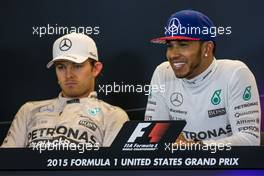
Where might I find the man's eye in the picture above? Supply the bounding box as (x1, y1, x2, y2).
(56, 65, 65, 70)
(166, 43, 174, 48)
(74, 64, 83, 69)
(179, 42, 188, 47)
(166, 43, 188, 49)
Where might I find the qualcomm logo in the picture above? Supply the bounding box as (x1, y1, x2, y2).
(165, 18, 181, 36)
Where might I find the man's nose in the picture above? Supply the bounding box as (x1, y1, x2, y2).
(65, 67, 74, 78)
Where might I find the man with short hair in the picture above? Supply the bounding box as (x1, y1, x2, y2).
(2, 32, 129, 147)
(145, 10, 261, 145)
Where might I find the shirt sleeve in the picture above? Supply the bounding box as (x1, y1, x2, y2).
(103, 107, 129, 147)
(145, 65, 170, 121)
(203, 64, 261, 146)
(1, 103, 29, 147)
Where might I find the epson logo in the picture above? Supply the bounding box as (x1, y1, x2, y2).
(238, 126, 259, 132)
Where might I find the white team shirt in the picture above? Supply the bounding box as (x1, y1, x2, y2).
(2, 92, 129, 147)
(145, 58, 261, 145)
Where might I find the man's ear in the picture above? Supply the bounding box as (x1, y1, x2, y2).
(203, 41, 214, 56)
(92, 61, 103, 77)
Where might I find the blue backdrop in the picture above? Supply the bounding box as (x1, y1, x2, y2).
(0, 0, 263, 140)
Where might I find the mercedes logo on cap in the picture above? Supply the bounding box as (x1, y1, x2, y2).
(59, 38, 72, 51)
(165, 18, 181, 36)
(170, 92, 183, 106)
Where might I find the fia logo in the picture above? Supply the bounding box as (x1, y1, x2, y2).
(243, 86, 251, 101)
(211, 89, 221, 105)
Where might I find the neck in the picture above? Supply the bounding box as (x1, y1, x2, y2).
(186, 55, 214, 80)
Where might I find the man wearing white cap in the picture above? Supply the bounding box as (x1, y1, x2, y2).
(2, 33, 129, 148)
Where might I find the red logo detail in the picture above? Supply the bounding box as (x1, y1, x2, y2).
(148, 123, 170, 143)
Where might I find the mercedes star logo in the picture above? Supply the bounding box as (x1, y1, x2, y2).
(165, 18, 181, 36)
(59, 38, 72, 51)
(170, 92, 183, 106)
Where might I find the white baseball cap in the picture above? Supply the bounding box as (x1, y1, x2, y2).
(47, 32, 99, 68)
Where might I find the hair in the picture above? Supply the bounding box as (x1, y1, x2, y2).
(87, 58, 97, 67)
(212, 41, 216, 55)
(87, 58, 102, 87)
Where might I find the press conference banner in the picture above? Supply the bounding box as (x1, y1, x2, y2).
(0, 146, 263, 169)
(0, 121, 263, 170)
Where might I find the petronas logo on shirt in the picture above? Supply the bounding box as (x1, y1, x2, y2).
(211, 89, 221, 105)
(243, 86, 251, 101)
(88, 108, 101, 116)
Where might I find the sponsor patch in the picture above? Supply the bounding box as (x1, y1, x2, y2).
(146, 108, 155, 112)
(208, 108, 226, 118)
(144, 116, 152, 121)
(235, 110, 259, 118)
(79, 120, 97, 131)
(183, 124, 232, 140)
(238, 126, 259, 132)
(39, 105, 54, 112)
(234, 102, 258, 110)
(236, 119, 259, 125)
(211, 89, 221, 105)
(169, 108, 187, 115)
(147, 101, 157, 105)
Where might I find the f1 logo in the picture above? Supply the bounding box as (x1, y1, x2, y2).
(149, 123, 170, 143)
(127, 123, 151, 143)
(127, 122, 170, 143)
